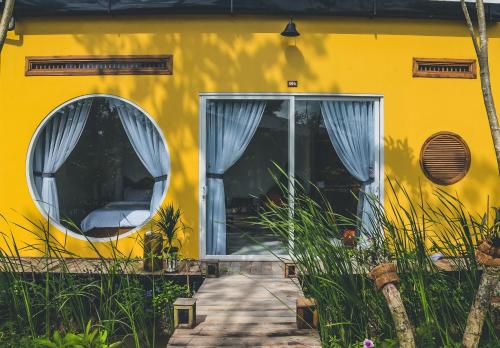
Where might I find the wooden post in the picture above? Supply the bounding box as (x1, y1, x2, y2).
(369, 263, 416, 348)
(203, 260, 219, 278)
(284, 261, 298, 278)
(173, 298, 197, 329)
(296, 297, 318, 329)
(462, 241, 500, 348)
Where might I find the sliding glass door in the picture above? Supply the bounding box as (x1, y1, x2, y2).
(200, 95, 381, 258)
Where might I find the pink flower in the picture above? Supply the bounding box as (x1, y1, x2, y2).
(363, 339, 375, 348)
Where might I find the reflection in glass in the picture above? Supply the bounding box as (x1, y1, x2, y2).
(295, 101, 360, 225)
(222, 100, 289, 255)
(31, 97, 168, 238)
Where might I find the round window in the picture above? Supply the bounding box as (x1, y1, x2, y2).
(28, 95, 170, 240)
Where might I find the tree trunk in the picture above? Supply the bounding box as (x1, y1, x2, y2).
(461, 0, 500, 174)
(462, 266, 500, 348)
(0, 0, 15, 54)
(476, 0, 500, 174)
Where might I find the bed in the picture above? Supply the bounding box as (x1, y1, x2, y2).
(80, 188, 152, 238)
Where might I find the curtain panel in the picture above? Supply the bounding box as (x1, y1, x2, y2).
(320, 100, 377, 235)
(33, 99, 93, 222)
(111, 100, 170, 213)
(206, 100, 266, 255)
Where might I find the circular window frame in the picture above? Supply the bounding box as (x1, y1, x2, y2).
(26, 94, 171, 242)
(419, 131, 471, 186)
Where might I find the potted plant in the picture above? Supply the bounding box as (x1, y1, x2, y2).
(154, 204, 184, 273)
(341, 228, 357, 248)
(476, 207, 500, 260)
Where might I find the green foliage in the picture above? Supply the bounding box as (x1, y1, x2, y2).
(0, 215, 192, 347)
(152, 280, 190, 334)
(0, 320, 37, 347)
(35, 321, 121, 348)
(153, 204, 184, 249)
(257, 175, 500, 347)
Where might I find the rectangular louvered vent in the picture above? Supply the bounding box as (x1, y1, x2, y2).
(413, 58, 476, 79)
(25, 55, 173, 76)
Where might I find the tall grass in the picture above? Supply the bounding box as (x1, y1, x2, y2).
(0, 215, 191, 347)
(257, 176, 499, 347)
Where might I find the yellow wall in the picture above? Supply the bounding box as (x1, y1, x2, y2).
(1, 16, 499, 258)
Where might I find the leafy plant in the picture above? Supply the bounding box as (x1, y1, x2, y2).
(153, 204, 184, 250)
(256, 175, 499, 346)
(35, 321, 121, 348)
(152, 280, 190, 335)
(0, 213, 191, 347)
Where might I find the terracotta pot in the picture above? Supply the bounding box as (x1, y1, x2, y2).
(369, 263, 400, 290)
(341, 229, 357, 248)
(478, 240, 500, 258)
(476, 240, 500, 267)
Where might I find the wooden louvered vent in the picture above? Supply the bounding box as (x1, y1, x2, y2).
(25, 55, 173, 76)
(420, 132, 471, 185)
(413, 58, 476, 79)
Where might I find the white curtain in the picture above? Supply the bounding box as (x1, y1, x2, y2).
(206, 100, 266, 255)
(320, 100, 376, 235)
(111, 100, 169, 213)
(34, 99, 92, 222)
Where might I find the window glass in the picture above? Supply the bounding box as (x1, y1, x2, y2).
(295, 100, 360, 221)
(210, 100, 289, 255)
(30, 97, 169, 238)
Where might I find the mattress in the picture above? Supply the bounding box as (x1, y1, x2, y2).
(80, 201, 151, 232)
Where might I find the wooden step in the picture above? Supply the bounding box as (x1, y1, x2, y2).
(167, 336, 321, 347)
(196, 309, 296, 318)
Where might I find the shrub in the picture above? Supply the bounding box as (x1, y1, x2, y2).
(257, 177, 499, 346)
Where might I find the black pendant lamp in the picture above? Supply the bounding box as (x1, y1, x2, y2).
(281, 17, 300, 37)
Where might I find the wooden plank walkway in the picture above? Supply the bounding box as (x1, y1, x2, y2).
(167, 275, 321, 347)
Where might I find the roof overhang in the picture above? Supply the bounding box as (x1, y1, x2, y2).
(4, 0, 500, 21)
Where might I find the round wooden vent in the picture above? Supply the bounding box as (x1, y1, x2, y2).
(420, 132, 471, 185)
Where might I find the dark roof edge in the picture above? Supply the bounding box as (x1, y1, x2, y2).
(7, 0, 500, 22)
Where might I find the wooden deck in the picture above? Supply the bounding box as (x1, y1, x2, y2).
(2, 257, 201, 276)
(167, 274, 321, 347)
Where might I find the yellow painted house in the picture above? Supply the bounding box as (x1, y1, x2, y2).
(0, 0, 499, 260)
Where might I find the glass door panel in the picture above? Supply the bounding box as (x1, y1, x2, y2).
(294, 100, 360, 224)
(206, 99, 289, 256)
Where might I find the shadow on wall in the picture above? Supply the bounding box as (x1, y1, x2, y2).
(5, 15, 500, 256)
(40, 16, 321, 256)
(384, 135, 499, 215)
